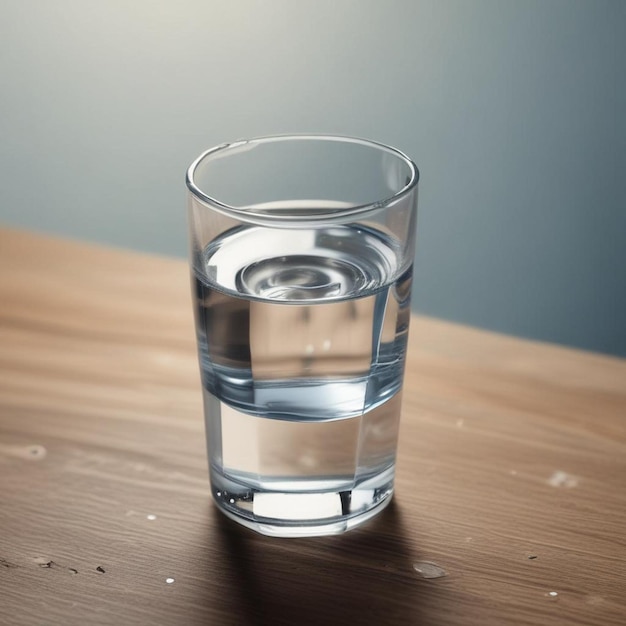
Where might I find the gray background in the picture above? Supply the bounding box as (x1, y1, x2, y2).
(1, 0, 625, 356)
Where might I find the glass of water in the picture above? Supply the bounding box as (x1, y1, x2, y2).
(186, 135, 418, 537)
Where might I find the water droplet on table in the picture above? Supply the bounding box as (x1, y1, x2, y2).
(146, 514, 157, 521)
(0, 443, 47, 460)
(413, 561, 447, 579)
(165, 577, 175, 584)
(547, 471, 578, 488)
(586, 594, 604, 605)
(546, 591, 559, 600)
(29, 445, 46, 458)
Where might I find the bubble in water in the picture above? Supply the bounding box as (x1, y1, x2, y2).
(413, 561, 447, 579)
(299, 454, 317, 468)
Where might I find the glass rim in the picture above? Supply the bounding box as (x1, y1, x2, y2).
(186, 134, 419, 224)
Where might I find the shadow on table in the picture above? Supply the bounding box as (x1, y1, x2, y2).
(212, 500, 429, 626)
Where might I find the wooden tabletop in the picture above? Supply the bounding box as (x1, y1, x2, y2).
(0, 227, 624, 626)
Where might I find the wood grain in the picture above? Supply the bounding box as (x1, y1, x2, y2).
(0, 226, 624, 626)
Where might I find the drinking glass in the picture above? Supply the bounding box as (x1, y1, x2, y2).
(186, 135, 419, 536)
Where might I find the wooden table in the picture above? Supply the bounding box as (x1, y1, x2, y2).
(1, 227, 624, 626)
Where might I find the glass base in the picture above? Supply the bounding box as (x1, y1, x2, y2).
(211, 467, 395, 537)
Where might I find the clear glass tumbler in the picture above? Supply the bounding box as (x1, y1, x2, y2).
(186, 135, 419, 536)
